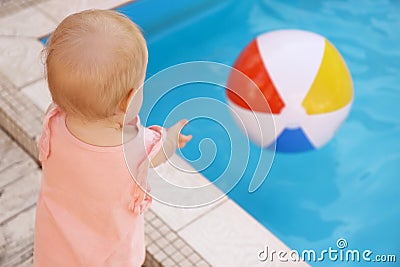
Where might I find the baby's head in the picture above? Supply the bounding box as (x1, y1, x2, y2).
(45, 9, 147, 121)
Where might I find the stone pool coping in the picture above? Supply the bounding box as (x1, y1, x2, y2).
(0, 0, 308, 266)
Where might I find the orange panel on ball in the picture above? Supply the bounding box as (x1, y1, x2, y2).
(226, 39, 285, 114)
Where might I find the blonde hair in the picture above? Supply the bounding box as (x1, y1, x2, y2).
(45, 9, 147, 120)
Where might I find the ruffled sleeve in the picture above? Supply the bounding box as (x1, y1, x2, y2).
(128, 124, 165, 214)
(38, 103, 60, 162)
(145, 125, 166, 160)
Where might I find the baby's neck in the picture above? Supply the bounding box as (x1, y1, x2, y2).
(65, 115, 138, 147)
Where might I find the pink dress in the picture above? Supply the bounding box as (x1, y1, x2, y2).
(34, 104, 163, 267)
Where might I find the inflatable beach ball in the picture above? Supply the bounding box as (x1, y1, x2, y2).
(226, 29, 353, 152)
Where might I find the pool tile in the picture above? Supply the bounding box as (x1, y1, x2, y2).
(0, 6, 55, 37)
(178, 258, 192, 267)
(172, 238, 185, 250)
(171, 251, 184, 262)
(149, 228, 161, 240)
(21, 79, 52, 112)
(196, 261, 211, 267)
(0, 37, 45, 88)
(156, 237, 168, 248)
(154, 250, 167, 262)
(178, 200, 309, 267)
(162, 258, 176, 267)
(36, 0, 131, 23)
(164, 231, 176, 242)
(163, 244, 175, 255)
(188, 252, 200, 263)
(180, 246, 193, 257)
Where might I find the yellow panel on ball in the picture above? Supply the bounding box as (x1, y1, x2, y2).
(302, 39, 353, 114)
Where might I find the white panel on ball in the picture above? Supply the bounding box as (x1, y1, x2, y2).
(228, 100, 276, 148)
(301, 102, 353, 148)
(256, 30, 325, 106)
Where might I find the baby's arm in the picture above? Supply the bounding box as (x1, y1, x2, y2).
(130, 120, 191, 214)
(151, 119, 192, 167)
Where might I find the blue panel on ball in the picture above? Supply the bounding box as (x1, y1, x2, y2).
(274, 128, 315, 152)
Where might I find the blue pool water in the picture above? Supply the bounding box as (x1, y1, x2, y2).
(115, 0, 400, 266)
(41, 1, 399, 266)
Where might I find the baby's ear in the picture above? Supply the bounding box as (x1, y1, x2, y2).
(119, 89, 135, 112)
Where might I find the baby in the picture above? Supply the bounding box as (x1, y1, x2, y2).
(34, 9, 191, 266)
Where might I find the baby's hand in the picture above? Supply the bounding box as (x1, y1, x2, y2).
(151, 119, 192, 167)
(167, 119, 192, 149)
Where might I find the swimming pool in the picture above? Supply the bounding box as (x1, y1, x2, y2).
(116, 1, 399, 266)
